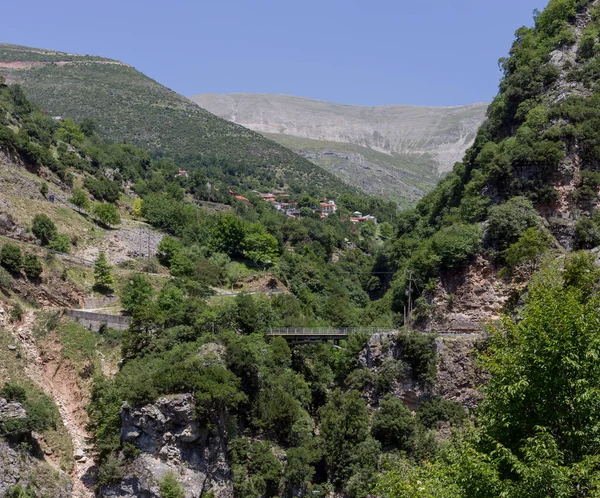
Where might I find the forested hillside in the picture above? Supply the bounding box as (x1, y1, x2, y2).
(375, 0, 600, 495)
(0, 44, 352, 198)
(5, 0, 600, 496)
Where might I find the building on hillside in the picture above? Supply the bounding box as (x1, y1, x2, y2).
(260, 193, 277, 202)
(175, 169, 188, 178)
(320, 200, 337, 217)
(229, 189, 251, 204)
(350, 214, 376, 224)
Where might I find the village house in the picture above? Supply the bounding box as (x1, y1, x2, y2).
(320, 200, 337, 217)
(259, 193, 277, 202)
(175, 169, 188, 178)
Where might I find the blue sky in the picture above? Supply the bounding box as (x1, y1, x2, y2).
(3, 0, 547, 106)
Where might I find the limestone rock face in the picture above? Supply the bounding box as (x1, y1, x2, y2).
(0, 441, 72, 497)
(0, 397, 27, 426)
(100, 394, 232, 498)
(359, 333, 485, 410)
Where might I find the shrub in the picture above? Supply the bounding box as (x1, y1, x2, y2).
(574, 213, 600, 249)
(92, 202, 121, 228)
(69, 188, 90, 213)
(0, 243, 22, 273)
(47, 234, 70, 253)
(486, 196, 541, 250)
(430, 223, 482, 269)
(39, 181, 48, 198)
(397, 331, 438, 384)
(156, 236, 182, 266)
(504, 226, 552, 270)
(31, 214, 57, 245)
(159, 473, 185, 498)
(416, 397, 468, 429)
(22, 253, 43, 280)
(0, 266, 12, 290)
(374, 358, 410, 394)
(371, 395, 416, 451)
(9, 303, 23, 323)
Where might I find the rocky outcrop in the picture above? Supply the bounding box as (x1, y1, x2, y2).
(100, 394, 232, 498)
(0, 398, 27, 427)
(425, 256, 510, 335)
(0, 441, 72, 496)
(359, 332, 485, 411)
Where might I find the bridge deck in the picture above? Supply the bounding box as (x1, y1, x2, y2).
(267, 328, 395, 342)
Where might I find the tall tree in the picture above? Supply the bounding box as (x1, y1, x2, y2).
(94, 252, 113, 292)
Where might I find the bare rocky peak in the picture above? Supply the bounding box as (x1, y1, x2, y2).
(190, 93, 488, 175)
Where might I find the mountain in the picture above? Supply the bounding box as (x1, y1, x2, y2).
(189, 93, 488, 203)
(0, 44, 352, 197)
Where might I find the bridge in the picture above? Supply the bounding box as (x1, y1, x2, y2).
(267, 327, 395, 345)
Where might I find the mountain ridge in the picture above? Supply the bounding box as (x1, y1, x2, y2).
(190, 93, 488, 202)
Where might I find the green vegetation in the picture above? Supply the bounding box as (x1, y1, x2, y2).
(0, 44, 354, 198)
(0, 381, 61, 436)
(69, 187, 90, 213)
(159, 473, 185, 498)
(0, 243, 22, 273)
(378, 254, 600, 497)
(92, 202, 121, 228)
(93, 252, 113, 292)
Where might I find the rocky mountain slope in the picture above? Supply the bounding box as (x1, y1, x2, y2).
(189, 94, 488, 203)
(0, 44, 352, 197)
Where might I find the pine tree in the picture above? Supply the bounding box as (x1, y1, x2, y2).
(94, 252, 113, 291)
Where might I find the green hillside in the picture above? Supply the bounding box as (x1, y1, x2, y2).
(0, 44, 352, 197)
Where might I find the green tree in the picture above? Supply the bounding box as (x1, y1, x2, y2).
(319, 389, 369, 487)
(39, 181, 48, 198)
(430, 223, 482, 269)
(157, 236, 183, 266)
(209, 215, 246, 256)
(92, 202, 121, 228)
(379, 221, 395, 240)
(371, 395, 416, 451)
(486, 196, 541, 251)
(94, 252, 113, 291)
(0, 244, 22, 273)
(121, 274, 154, 312)
(132, 198, 143, 219)
(359, 220, 377, 239)
(504, 226, 552, 270)
(31, 214, 58, 245)
(56, 118, 85, 145)
(22, 253, 43, 280)
(243, 229, 279, 265)
(69, 188, 90, 213)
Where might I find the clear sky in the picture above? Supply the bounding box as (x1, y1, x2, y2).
(2, 0, 548, 107)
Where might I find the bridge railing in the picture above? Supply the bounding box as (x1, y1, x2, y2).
(267, 327, 396, 336)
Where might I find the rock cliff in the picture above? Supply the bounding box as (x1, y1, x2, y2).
(100, 394, 232, 498)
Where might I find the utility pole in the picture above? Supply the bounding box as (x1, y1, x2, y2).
(406, 270, 413, 332)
